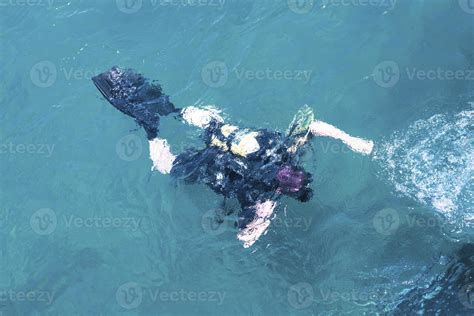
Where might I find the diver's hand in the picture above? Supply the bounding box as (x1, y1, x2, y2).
(309, 120, 374, 155)
(344, 136, 374, 155)
(237, 200, 276, 248)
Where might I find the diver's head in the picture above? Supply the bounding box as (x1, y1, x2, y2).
(276, 165, 313, 202)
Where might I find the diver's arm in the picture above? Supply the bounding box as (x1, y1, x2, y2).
(237, 200, 277, 248)
(149, 138, 176, 174)
(309, 120, 374, 155)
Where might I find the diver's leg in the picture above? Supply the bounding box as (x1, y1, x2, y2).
(309, 120, 374, 155)
(149, 138, 176, 174)
(237, 200, 277, 248)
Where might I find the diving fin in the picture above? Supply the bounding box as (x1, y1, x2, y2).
(92, 66, 179, 139)
(286, 104, 315, 137)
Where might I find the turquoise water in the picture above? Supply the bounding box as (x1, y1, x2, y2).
(1, 0, 473, 315)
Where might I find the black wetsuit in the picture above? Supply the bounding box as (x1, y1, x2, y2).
(170, 120, 312, 226)
(92, 67, 313, 228)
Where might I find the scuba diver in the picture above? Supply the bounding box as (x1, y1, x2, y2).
(92, 66, 374, 248)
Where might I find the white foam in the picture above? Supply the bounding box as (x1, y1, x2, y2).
(374, 110, 473, 224)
